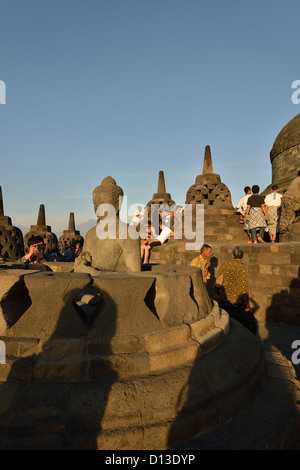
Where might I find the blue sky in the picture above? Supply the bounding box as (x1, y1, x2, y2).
(1, 0, 300, 232)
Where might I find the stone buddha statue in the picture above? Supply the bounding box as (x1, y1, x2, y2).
(74, 176, 141, 274)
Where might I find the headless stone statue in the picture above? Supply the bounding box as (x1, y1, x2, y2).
(279, 173, 300, 232)
(74, 177, 141, 274)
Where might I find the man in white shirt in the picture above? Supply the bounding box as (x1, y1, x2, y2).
(156, 226, 173, 244)
(264, 185, 282, 242)
(131, 205, 143, 226)
(232, 186, 252, 242)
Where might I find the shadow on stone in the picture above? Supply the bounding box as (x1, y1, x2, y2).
(265, 267, 300, 324)
(0, 284, 118, 450)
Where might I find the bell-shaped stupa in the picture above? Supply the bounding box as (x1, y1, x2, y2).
(184, 146, 248, 243)
(0, 186, 24, 261)
(58, 212, 84, 251)
(24, 204, 59, 254)
(146, 170, 176, 210)
(186, 145, 233, 210)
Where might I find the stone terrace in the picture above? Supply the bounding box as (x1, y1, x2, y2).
(150, 241, 300, 325)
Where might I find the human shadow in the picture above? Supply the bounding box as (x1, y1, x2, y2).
(0, 277, 118, 450)
(214, 286, 257, 335)
(262, 267, 300, 380)
(166, 284, 300, 450)
(206, 256, 218, 298)
(265, 267, 300, 323)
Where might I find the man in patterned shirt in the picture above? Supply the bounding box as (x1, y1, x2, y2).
(214, 246, 256, 333)
(190, 244, 212, 284)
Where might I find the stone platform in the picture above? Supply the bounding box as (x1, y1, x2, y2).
(150, 241, 300, 325)
(174, 340, 300, 450)
(1, 263, 298, 449)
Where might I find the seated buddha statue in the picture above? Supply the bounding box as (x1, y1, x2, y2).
(74, 176, 141, 274)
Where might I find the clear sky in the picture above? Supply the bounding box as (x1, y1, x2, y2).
(1, 0, 300, 232)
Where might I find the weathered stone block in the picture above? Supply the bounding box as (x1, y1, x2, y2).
(257, 253, 291, 265)
(0, 270, 33, 334)
(259, 264, 273, 275)
(4, 272, 92, 339)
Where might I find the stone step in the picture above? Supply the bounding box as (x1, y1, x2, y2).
(172, 346, 300, 450)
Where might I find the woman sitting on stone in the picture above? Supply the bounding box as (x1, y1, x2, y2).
(140, 221, 174, 264)
(140, 223, 157, 264)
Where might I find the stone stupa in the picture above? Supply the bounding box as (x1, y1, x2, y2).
(58, 212, 84, 251)
(23, 204, 59, 255)
(184, 146, 248, 243)
(0, 175, 298, 450)
(0, 186, 24, 261)
(146, 170, 176, 211)
(186, 145, 233, 211)
(262, 113, 300, 242)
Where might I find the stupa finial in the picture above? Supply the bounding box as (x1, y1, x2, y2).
(157, 170, 166, 193)
(0, 186, 4, 217)
(202, 145, 213, 174)
(68, 212, 75, 231)
(37, 204, 46, 226)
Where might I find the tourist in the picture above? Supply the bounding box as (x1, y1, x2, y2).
(161, 206, 171, 227)
(245, 185, 267, 243)
(264, 185, 282, 242)
(62, 245, 74, 261)
(155, 223, 174, 244)
(150, 204, 160, 235)
(130, 205, 143, 226)
(176, 205, 182, 216)
(171, 204, 182, 219)
(15, 236, 48, 264)
(140, 223, 156, 264)
(279, 170, 300, 234)
(214, 246, 256, 334)
(74, 242, 82, 258)
(140, 222, 174, 264)
(140, 239, 151, 264)
(190, 244, 212, 284)
(232, 186, 252, 242)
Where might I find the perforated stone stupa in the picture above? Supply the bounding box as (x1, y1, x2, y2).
(185, 146, 233, 211)
(23, 204, 59, 255)
(146, 170, 176, 211)
(58, 212, 84, 251)
(0, 170, 300, 450)
(183, 146, 248, 243)
(0, 186, 24, 261)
